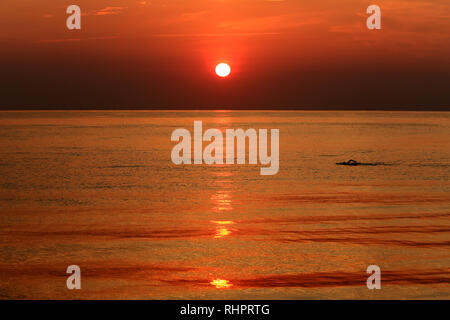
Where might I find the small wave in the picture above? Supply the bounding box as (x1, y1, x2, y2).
(162, 268, 450, 288)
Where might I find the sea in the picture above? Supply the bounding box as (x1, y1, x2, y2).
(0, 110, 449, 299)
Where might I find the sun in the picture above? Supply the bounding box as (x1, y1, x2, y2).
(215, 63, 231, 77)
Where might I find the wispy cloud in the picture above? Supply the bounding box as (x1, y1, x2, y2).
(151, 32, 280, 38)
(89, 6, 128, 16)
(34, 36, 119, 44)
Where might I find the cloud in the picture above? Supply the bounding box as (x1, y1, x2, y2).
(34, 36, 119, 44)
(90, 6, 128, 16)
(151, 32, 280, 38)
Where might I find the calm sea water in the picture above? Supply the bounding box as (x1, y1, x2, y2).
(0, 110, 449, 299)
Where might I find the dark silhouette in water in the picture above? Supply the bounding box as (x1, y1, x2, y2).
(336, 159, 390, 166)
(338, 159, 359, 166)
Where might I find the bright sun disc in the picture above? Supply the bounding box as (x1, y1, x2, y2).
(215, 63, 231, 77)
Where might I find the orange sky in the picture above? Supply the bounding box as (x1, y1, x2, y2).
(0, 0, 449, 108)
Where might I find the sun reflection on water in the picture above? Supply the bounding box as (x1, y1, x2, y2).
(210, 279, 233, 289)
(211, 190, 233, 212)
(215, 227, 231, 238)
(211, 220, 235, 238)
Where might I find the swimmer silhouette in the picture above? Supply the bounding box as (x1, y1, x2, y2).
(336, 159, 360, 166)
(336, 159, 390, 166)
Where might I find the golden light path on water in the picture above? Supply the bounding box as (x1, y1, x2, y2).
(209, 111, 235, 288)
